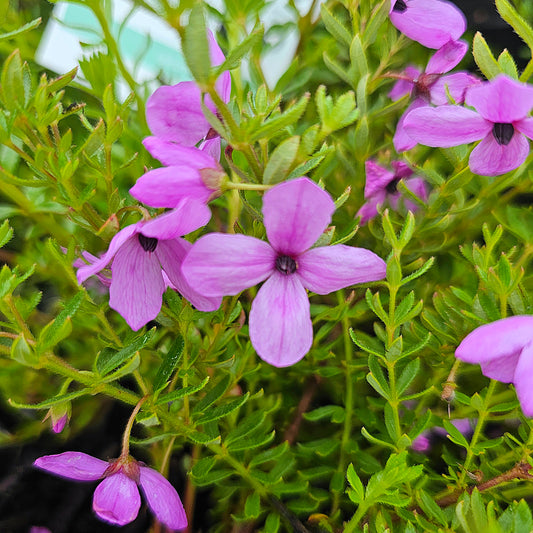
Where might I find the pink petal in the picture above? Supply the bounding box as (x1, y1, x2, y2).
(156, 239, 222, 312)
(130, 167, 212, 208)
(404, 176, 428, 203)
(389, 0, 466, 49)
(411, 433, 431, 452)
(93, 473, 141, 526)
(263, 177, 335, 256)
(109, 237, 165, 331)
(146, 82, 210, 145)
(393, 98, 428, 153)
(391, 161, 413, 179)
(208, 31, 231, 104)
(480, 353, 521, 383)
(468, 132, 530, 177)
(513, 342, 533, 417)
(249, 273, 312, 367)
(143, 137, 219, 170)
(76, 224, 140, 284)
(403, 106, 491, 147)
(455, 316, 533, 370)
(356, 193, 386, 225)
(430, 72, 480, 105)
(34, 452, 108, 481)
(388, 66, 420, 101)
(198, 136, 222, 160)
(139, 466, 187, 530)
(298, 245, 386, 294)
(426, 39, 468, 75)
(140, 200, 211, 240)
(515, 117, 533, 141)
(466, 74, 533, 123)
(364, 161, 395, 198)
(182, 233, 276, 296)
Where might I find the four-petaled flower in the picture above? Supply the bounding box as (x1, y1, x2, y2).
(146, 30, 231, 161)
(181, 178, 386, 367)
(389, 40, 479, 152)
(455, 316, 533, 416)
(357, 160, 428, 224)
(34, 452, 187, 530)
(404, 74, 533, 176)
(389, 0, 466, 49)
(77, 200, 221, 330)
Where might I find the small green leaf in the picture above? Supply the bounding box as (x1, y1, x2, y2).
(495, 0, 533, 51)
(37, 291, 84, 352)
(346, 463, 365, 503)
(155, 376, 210, 405)
(216, 26, 263, 73)
(472, 32, 500, 79)
(396, 358, 420, 395)
(11, 335, 38, 366)
(443, 419, 470, 448)
(153, 335, 184, 394)
(96, 328, 155, 376)
(244, 492, 261, 519)
(497, 49, 518, 78)
(320, 4, 351, 46)
(263, 136, 300, 184)
(0, 220, 13, 248)
(0, 17, 41, 41)
(193, 393, 249, 424)
(183, 4, 210, 84)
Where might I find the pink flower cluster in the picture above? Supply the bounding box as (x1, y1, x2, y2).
(387, 0, 533, 176)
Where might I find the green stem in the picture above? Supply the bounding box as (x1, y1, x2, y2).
(459, 379, 498, 485)
(225, 181, 271, 192)
(332, 291, 354, 514)
(121, 396, 148, 457)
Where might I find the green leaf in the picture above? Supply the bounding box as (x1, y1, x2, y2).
(193, 393, 249, 424)
(9, 388, 90, 410)
(443, 419, 470, 448)
(216, 26, 264, 73)
(401, 257, 435, 285)
(244, 492, 261, 519)
(11, 335, 38, 366)
(0, 220, 13, 248)
(263, 136, 300, 184)
(320, 4, 351, 46)
(1, 49, 25, 109)
(495, 0, 533, 51)
(346, 463, 365, 503)
(396, 358, 420, 396)
(47, 67, 78, 93)
(155, 376, 210, 405)
(37, 291, 84, 352)
(497, 49, 518, 78)
(225, 411, 266, 445)
(304, 405, 345, 423)
(96, 328, 155, 376)
(472, 32, 501, 79)
(417, 489, 448, 526)
(183, 4, 210, 84)
(228, 430, 275, 452)
(153, 335, 184, 394)
(250, 94, 309, 141)
(192, 374, 231, 414)
(349, 34, 368, 79)
(0, 17, 41, 41)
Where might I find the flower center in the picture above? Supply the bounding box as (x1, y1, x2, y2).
(386, 178, 401, 194)
(413, 73, 441, 101)
(275, 255, 297, 275)
(393, 0, 407, 12)
(205, 127, 219, 140)
(138, 234, 158, 252)
(492, 122, 514, 146)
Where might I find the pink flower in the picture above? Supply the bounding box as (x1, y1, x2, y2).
(34, 452, 187, 530)
(77, 200, 221, 330)
(357, 160, 428, 223)
(389, 40, 479, 152)
(403, 74, 533, 176)
(455, 316, 533, 416)
(389, 0, 466, 49)
(146, 31, 231, 161)
(181, 178, 386, 367)
(130, 140, 225, 209)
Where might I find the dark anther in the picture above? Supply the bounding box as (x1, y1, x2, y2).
(138, 234, 158, 252)
(413, 73, 441, 102)
(393, 0, 408, 12)
(386, 178, 401, 194)
(205, 127, 219, 140)
(276, 255, 297, 275)
(492, 123, 514, 146)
